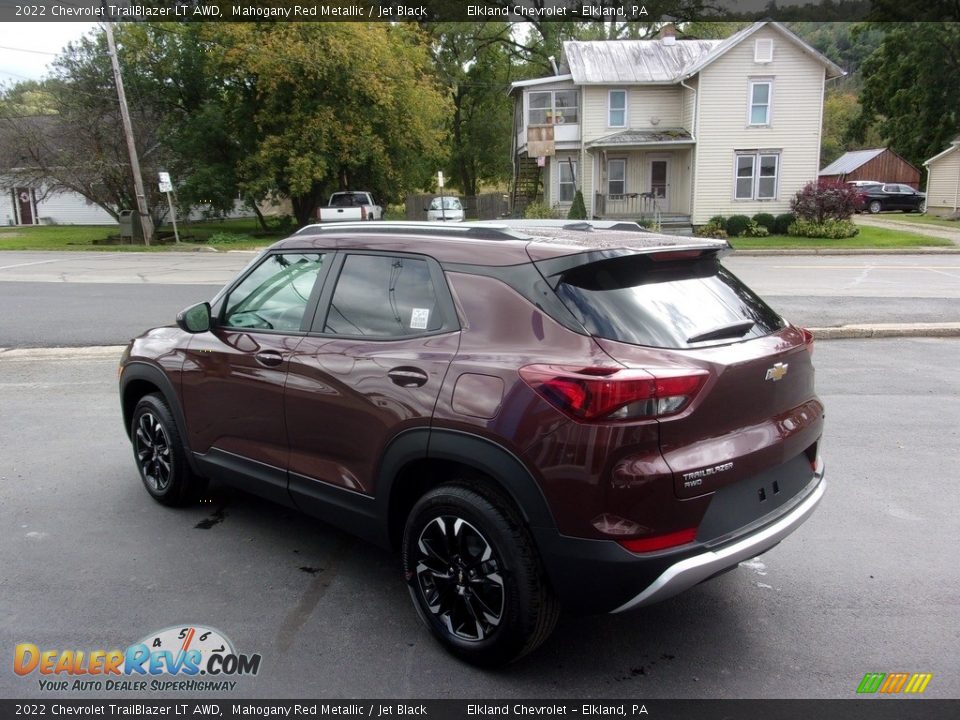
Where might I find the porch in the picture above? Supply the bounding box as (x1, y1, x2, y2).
(584, 133, 694, 229)
(592, 191, 693, 233)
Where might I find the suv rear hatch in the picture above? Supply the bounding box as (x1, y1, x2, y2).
(538, 249, 823, 499)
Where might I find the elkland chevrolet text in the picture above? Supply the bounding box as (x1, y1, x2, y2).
(119, 221, 825, 665)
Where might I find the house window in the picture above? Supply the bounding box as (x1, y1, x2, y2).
(558, 159, 577, 202)
(529, 92, 552, 125)
(749, 81, 772, 125)
(755, 39, 773, 63)
(735, 151, 780, 200)
(608, 90, 627, 127)
(528, 90, 579, 125)
(608, 159, 626, 196)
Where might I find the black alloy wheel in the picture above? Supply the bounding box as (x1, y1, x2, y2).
(402, 482, 560, 666)
(130, 393, 200, 506)
(414, 515, 505, 642)
(135, 410, 173, 494)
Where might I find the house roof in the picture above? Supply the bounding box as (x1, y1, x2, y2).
(564, 38, 719, 84)
(819, 148, 887, 176)
(586, 129, 695, 148)
(924, 138, 960, 166)
(561, 21, 845, 87)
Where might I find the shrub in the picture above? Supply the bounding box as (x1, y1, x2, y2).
(524, 201, 557, 219)
(752, 213, 776, 232)
(725, 214, 752, 237)
(567, 191, 587, 220)
(208, 232, 251, 245)
(708, 214, 727, 227)
(741, 220, 770, 237)
(695, 220, 728, 239)
(791, 180, 863, 223)
(787, 219, 859, 239)
(773, 213, 796, 234)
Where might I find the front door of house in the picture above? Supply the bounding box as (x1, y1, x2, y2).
(649, 159, 669, 212)
(14, 188, 34, 225)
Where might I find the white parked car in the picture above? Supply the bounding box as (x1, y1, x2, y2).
(426, 196, 464, 222)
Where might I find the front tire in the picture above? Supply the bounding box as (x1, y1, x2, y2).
(402, 483, 560, 666)
(131, 393, 200, 506)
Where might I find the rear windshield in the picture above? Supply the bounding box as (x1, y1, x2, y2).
(554, 255, 784, 349)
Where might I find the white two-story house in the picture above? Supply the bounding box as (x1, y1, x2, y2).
(510, 22, 844, 229)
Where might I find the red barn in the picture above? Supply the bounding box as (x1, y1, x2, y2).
(819, 148, 921, 189)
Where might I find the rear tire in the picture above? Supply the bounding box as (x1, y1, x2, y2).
(131, 393, 201, 507)
(868, 200, 882, 214)
(402, 482, 560, 666)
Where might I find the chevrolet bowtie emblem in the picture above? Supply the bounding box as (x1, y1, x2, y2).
(765, 362, 789, 382)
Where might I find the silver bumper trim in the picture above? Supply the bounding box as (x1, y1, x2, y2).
(611, 478, 826, 614)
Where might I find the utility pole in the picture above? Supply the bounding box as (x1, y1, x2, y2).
(104, 21, 154, 245)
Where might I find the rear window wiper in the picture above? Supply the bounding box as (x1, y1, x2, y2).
(687, 320, 755, 344)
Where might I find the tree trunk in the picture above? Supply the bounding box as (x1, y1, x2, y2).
(248, 196, 269, 231)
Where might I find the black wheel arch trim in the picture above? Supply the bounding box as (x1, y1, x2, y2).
(120, 360, 200, 474)
(375, 428, 559, 549)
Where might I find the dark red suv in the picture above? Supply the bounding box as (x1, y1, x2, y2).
(119, 221, 825, 665)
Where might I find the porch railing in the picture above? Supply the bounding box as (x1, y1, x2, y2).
(594, 192, 662, 231)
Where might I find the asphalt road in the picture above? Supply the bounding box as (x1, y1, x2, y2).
(0, 252, 959, 347)
(0, 338, 957, 699)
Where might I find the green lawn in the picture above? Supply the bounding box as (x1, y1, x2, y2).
(2, 217, 955, 252)
(729, 224, 954, 250)
(0, 217, 286, 251)
(864, 213, 960, 229)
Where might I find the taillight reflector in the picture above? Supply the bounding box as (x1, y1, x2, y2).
(519, 365, 708, 422)
(619, 528, 698, 553)
(800, 327, 815, 355)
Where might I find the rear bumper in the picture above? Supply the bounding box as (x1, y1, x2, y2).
(611, 476, 825, 613)
(533, 459, 825, 614)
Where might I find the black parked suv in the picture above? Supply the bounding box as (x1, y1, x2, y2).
(120, 221, 825, 665)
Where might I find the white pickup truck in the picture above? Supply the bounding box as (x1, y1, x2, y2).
(316, 192, 383, 222)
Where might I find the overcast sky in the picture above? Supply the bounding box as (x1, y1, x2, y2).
(0, 23, 98, 86)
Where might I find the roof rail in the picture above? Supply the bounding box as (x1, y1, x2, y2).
(292, 221, 526, 241)
(475, 218, 648, 233)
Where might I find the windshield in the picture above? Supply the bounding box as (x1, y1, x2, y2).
(430, 197, 462, 210)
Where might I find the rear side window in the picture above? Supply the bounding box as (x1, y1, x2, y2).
(322, 254, 444, 338)
(554, 255, 784, 349)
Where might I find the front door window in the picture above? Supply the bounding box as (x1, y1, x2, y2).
(650, 160, 669, 210)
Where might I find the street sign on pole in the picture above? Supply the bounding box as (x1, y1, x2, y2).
(437, 171, 446, 221)
(158, 172, 179, 243)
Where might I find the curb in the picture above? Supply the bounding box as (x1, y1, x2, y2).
(0, 346, 126, 360)
(808, 323, 960, 340)
(731, 248, 960, 256)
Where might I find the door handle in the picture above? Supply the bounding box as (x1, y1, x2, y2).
(388, 367, 429, 388)
(255, 350, 284, 368)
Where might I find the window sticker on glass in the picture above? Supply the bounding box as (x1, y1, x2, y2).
(410, 308, 430, 330)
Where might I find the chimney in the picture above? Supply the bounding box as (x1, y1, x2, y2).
(548, 55, 560, 76)
(658, 25, 677, 46)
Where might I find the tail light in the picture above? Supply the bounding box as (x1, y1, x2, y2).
(800, 327, 815, 355)
(618, 527, 698, 553)
(360, 205, 368, 221)
(519, 364, 708, 422)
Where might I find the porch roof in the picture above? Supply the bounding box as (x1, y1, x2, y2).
(586, 128, 694, 149)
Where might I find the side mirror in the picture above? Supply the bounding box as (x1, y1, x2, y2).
(176, 302, 211, 333)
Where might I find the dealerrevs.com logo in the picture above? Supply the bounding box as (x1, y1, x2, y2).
(14, 625, 261, 692)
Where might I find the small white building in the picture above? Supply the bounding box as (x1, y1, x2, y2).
(0, 181, 115, 226)
(923, 138, 960, 218)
